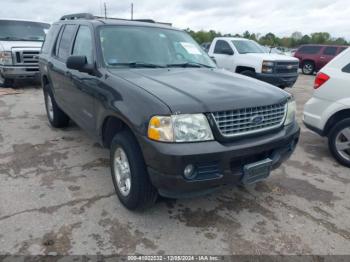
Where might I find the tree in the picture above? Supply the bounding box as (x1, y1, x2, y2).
(300, 35, 311, 45)
(311, 32, 331, 44)
(184, 29, 349, 47)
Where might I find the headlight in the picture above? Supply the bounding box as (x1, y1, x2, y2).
(284, 99, 296, 126)
(262, 60, 274, 73)
(0, 51, 13, 65)
(148, 114, 214, 142)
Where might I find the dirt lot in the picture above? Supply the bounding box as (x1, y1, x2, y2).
(0, 74, 349, 255)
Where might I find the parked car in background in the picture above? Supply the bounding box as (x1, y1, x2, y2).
(0, 19, 50, 87)
(303, 48, 350, 167)
(294, 44, 348, 75)
(208, 37, 299, 89)
(39, 13, 300, 210)
(200, 42, 211, 52)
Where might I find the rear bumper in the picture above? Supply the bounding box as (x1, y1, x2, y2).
(0, 65, 40, 79)
(139, 122, 300, 198)
(256, 73, 298, 87)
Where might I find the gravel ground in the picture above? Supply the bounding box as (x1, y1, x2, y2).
(0, 74, 349, 255)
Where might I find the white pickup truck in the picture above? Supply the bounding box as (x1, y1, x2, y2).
(208, 37, 299, 88)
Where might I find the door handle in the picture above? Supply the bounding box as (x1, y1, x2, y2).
(320, 56, 325, 59)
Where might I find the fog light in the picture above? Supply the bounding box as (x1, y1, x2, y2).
(183, 164, 195, 179)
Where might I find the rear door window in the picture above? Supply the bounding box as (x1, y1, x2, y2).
(298, 46, 322, 54)
(57, 24, 77, 61)
(323, 46, 337, 56)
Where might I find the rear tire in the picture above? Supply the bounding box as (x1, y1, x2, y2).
(43, 84, 70, 128)
(328, 118, 350, 168)
(110, 129, 158, 210)
(302, 61, 314, 75)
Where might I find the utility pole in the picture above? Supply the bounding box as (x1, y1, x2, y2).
(131, 3, 134, 20)
(104, 2, 107, 19)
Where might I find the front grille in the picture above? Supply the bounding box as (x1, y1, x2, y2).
(15, 51, 39, 65)
(12, 48, 40, 66)
(275, 61, 299, 74)
(21, 51, 39, 64)
(212, 102, 287, 137)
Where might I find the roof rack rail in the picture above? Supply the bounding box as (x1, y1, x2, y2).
(59, 13, 171, 26)
(60, 13, 95, 20)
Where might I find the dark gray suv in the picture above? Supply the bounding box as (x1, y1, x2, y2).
(39, 13, 300, 210)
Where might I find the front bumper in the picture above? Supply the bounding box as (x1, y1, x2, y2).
(139, 122, 300, 198)
(256, 73, 298, 88)
(0, 65, 40, 79)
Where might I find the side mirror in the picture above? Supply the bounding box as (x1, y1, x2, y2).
(66, 56, 94, 74)
(222, 49, 234, 55)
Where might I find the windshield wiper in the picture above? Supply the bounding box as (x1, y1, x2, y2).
(166, 61, 214, 68)
(108, 62, 166, 68)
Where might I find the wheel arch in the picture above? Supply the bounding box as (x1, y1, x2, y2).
(235, 66, 256, 74)
(302, 59, 315, 67)
(101, 115, 137, 149)
(324, 109, 350, 136)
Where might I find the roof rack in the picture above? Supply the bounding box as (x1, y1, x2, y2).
(59, 13, 171, 26)
(60, 13, 95, 20)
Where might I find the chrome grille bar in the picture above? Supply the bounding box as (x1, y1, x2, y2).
(212, 102, 287, 137)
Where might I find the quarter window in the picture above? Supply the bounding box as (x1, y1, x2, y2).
(323, 46, 337, 56)
(57, 25, 77, 61)
(214, 40, 233, 54)
(342, 63, 350, 73)
(72, 26, 93, 63)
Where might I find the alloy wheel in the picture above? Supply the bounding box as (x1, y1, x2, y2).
(335, 127, 350, 161)
(113, 147, 132, 196)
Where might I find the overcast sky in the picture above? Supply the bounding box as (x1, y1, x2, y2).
(2, 0, 350, 40)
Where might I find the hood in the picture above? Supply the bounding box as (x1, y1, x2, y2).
(245, 53, 299, 62)
(108, 68, 289, 114)
(0, 41, 42, 51)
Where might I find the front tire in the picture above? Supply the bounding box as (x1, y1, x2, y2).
(43, 84, 70, 128)
(328, 119, 350, 167)
(0, 77, 14, 88)
(110, 130, 158, 210)
(302, 61, 314, 75)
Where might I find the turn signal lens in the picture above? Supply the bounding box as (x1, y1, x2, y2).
(147, 116, 173, 142)
(147, 114, 214, 142)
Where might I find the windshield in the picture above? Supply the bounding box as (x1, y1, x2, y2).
(0, 20, 50, 41)
(99, 26, 216, 68)
(231, 40, 266, 54)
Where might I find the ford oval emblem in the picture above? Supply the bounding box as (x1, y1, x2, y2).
(251, 115, 264, 124)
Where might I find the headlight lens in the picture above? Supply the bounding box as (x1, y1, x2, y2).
(148, 114, 214, 142)
(262, 60, 274, 73)
(284, 99, 297, 126)
(0, 51, 13, 65)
